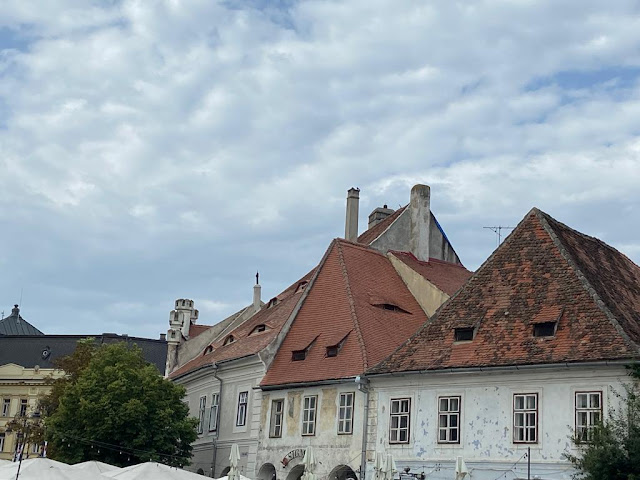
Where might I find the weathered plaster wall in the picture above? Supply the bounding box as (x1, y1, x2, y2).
(370, 366, 628, 480)
(388, 254, 449, 317)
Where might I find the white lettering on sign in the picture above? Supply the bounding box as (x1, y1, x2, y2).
(281, 448, 306, 467)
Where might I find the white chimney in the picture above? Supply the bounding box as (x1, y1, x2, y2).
(253, 282, 262, 312)
(409, 184, 431, 261)
(345, 187, 360, 242)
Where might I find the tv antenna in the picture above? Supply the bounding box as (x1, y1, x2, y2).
(483, 226, 514, 246)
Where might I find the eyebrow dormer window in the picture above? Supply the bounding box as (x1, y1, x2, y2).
(454, 327, 474, 342)
(204, 345, 214, 355)
(292, 350, 307, 361)
(223, 335, 235, 345)
(250, 324, 267, 335)
(268, 297, 278, 308)
(534, 322, 557, 337)
(296, 281, 309, 293)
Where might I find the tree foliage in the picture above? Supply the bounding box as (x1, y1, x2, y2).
(42, 341, 198, 467)
(566, 365, 640, 479)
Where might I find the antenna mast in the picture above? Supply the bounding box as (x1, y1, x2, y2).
(483, 226, 514, 247)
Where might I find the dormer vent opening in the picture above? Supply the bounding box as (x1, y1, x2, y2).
(267, 297, 279, 308)
(296, 281, 309, 293)
(250, 324, 267, 335)
(292, 350, 307, 361)
(454, 327, 474, 342)
(223, 335, 235, 345)
(533, 322, 557, 338)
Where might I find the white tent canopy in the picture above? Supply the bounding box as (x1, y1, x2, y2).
(103, 462, 208, 480)
(71, 460, 122, 475)
(0, 458, 82, 480)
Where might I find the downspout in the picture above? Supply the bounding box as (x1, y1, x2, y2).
(212, 366, 222, 478)
(356, 375, 370, 480)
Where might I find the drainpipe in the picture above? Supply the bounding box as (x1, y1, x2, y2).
(356, 375, 370, 480)
(212, 366, 223, 478)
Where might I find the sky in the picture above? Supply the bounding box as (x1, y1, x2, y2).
(1, 0, 639, 339)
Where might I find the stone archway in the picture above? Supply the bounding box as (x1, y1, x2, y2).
(221, 466, 231, 476)
(286, 464, 305, 480)
(196, 468, 205, 475)
(328, 465, 358, 480)
(258, 463, 277, 480)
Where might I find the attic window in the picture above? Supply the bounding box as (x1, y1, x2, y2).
(268, 297, 279, 308)
(223, 335, 235, 345)
(204, 345, 214, 355)
(250, 324, 267, 335)
(326, 332, 350, 358)
(292, 350, 307, 361)
(454, 328, 474, 342)
(534, 322, 557, 338)
(376, 303, 410, 314)
(296, 281, 309, 293)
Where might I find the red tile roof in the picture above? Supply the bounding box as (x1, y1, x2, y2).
(357, 206, 406, 245)
(391, 251, 472, 296)
(188, 324, 211, 339)
(169, 269, 315, 379)
(369, 208, 640, 375)
(261, 239, 430, 387)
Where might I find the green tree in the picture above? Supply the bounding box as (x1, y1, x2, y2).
(42, 341, 198, 467)
(566, 365, 640, 479)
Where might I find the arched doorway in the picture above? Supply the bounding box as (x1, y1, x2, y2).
(328, 465, 358, 480)
(221, 466, 231, 476)
(197, 468, 205, 475)
(286, 464, 305, 480)
(258, 463, 277, 480)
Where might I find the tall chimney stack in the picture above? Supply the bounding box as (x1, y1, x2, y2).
(409, 184, 431, 261)
(253, 272, 262, 312)
(345, 187, 360, 242)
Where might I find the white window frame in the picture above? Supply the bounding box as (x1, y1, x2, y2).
(575, 391, 602, 442)
(0, 432, 5, 452)
(270, 399, 284, 438)
(438, 396, 461, 443)
(236, 391, 248, 427)
(208, 393, 220, 432)
(19, 398, 27, 417)
(302, 395, 318, 436)
(513, 393, 538, 443)
(338, 392, 354, 435)
(1, 398, 10, 417)
(197, 396, 207, 434)
(389, 398, 411, 444)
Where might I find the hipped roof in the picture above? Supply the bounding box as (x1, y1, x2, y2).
(369, 208, 640, 375)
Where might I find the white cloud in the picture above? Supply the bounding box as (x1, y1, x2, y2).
(1, 0, 639, 336)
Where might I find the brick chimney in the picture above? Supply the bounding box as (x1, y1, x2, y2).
(368, 204, 394, 229)
(345, 187, 360, 242)
(409, 184, 431, 261)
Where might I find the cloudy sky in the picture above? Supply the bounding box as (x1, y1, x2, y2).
(1, 0, 639, 339)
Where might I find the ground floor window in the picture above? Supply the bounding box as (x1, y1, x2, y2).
(438, 396, 460, 443)
(576, 391, 602, 442)
(389, 398, 410, 443)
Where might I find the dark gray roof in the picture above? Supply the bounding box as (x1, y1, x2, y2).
(0, 334, 167, 373)
(0, 305, 44, 336)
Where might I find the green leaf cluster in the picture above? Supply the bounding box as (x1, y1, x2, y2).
(42, 341, 198, 467)
(566, 365, 640, 479)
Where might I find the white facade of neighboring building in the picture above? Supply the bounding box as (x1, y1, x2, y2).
(366, 364, 629, 480)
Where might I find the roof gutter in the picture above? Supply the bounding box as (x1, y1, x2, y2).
(169, 362, 217, 382)
(260, 376, 357, 391)
(367, 359, 636, 379)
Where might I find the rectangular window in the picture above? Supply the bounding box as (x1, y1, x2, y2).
(302, 395, 318, 436)
(576, 392, 602, 442)
(513, 393, 538, 443)
(270, 399, 284, 438)
(197, 396, 207, 434)
(0, 433, 5, 452)
(454, 328, 474, 342)
(209, 393, 220, 432)
(1, 398, 10, 417)
(19, 399, 27, 417)
(338, 393, 355, 434)
(438, 396, 461, 443)
(236, 391, 248, 427)
(389, 398, 410, 444)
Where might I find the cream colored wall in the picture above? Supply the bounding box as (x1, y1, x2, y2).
(388, 253, 449, 317)
(0, 364, 62, 460)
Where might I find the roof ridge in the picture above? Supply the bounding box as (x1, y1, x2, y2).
(389, 250, 469, 269)
(336, 240, 368, 369)
(534, 208, 640, 353)
(337, 237, 387, 256)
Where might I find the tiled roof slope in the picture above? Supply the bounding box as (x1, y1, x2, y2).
(188, 324, 211, 339)
(169, 269, 315, 379)
(261, 239, 430, 387)
(392, 252, 472, 296)
(357, 206, 406, 245)
(370, 208, 640, 375)
(0, 306, 43, 336)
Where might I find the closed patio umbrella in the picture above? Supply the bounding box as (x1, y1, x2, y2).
(228, 444, 241, 480)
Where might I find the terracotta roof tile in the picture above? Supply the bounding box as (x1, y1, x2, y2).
(169, 269, 315, 379)
(391, 251, 472, 296)
(370, 208, 640, 375)
(261, 239, 430, 386)
(188, 324, 211, 338)
(357, 206, 406, 245)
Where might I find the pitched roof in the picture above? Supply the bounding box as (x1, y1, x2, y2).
(391, 252, 472, 296)
(168, 269, 315, 379)
(260, 239, 430, 387)
(0, 305, 43, 336)
(188, 324, 211, 339)
(369, 208, 640, 375)
(357, 206, 406, 245)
